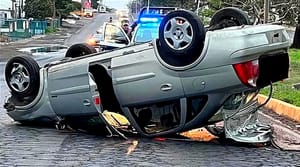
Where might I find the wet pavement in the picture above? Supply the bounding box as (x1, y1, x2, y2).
(0, 14, 300, 166)
(0, 119, 300, 166)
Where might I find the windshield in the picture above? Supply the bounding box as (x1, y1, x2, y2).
(133, 23, 160, 43)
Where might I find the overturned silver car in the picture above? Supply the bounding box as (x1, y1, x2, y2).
(4, 8, 290, 143)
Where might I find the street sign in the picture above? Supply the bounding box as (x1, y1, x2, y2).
(84, 0, 91, 9)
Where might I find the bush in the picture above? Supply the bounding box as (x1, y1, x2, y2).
(45, 27, 58, 34)
(199, 8, 216, 25)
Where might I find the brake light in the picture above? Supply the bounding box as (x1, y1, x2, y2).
(233, 60, 259, 87)
(94, 96, 101, 105)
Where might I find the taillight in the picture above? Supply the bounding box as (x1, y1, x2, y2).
(93, 96, 101, 105)
(233, 60, 259, 87)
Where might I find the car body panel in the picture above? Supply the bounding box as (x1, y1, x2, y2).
(111, 49, 185, 106)
(47, 60, 99, 116)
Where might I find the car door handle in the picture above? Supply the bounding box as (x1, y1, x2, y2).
(83, 99, 91, 106)
(161, 83, 172, 91)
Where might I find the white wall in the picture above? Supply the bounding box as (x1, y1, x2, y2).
(0, 0, 13, 19)
(0, 0, 11, 10)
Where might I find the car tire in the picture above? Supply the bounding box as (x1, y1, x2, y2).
(5, 56, 40, 97)
(65, 43, 97, 58)
(157, 10, 205, 67)
(209, 7, 250, 31)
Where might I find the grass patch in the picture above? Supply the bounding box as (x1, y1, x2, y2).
(260, 49, 300, 106)
(45, 27, 58, 34)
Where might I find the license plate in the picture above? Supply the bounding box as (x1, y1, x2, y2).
(257, 52, 289, 88)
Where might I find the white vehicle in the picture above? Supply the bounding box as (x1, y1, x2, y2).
(84, 9, 94, 17)
(98, 5, 106, 13)
(4, 9, 290, 143)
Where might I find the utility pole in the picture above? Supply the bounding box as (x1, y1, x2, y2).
(17, 0, 21, 18)
(52, 0, 56, 19)
(11, 0, 16, 19)
(20, 0, 23, 18)
(196, 0, 200, 16)
(147, 0, 149, 13)
(135, 0, 137, 16)
(81, 0, 84, 13)
(264, 0, 269, 24)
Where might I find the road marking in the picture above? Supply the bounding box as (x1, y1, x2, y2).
(75, 29, 82, 34)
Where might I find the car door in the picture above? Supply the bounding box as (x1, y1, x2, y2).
(111, 46, 185, 107)
(47, 60, 101, 116)
(101, 23, 130, 50)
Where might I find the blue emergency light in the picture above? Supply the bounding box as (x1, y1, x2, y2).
(140, 17, 159, 23)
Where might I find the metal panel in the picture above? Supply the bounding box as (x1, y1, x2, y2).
(47, 60, 98, 116)
(111, 49, 184, 106)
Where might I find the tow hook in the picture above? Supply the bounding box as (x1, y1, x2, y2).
(55, 117, 67, 130)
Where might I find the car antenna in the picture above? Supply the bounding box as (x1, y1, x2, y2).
(147, 0, 150, 13)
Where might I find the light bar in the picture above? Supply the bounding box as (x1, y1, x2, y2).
(140, 17, 159, 22)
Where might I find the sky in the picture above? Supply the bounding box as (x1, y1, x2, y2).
(72, 0, 130, 9)
(0, 0, 11, 9)
(103, 0, 130, 9)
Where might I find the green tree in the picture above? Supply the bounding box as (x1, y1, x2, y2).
(55, 0, 81, 18)
(24, 0, 53, 19)
(91, 0, 98, 9)
(24, 0, 81, 20)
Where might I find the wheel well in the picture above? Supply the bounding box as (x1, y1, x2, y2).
(89, 64, 122, 113)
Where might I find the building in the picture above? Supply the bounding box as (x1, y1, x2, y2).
(0, 0, 26, 35)
(0, 0, 24, 23)
(0, 0, 13, 25)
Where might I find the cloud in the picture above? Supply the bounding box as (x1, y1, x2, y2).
(105, 0, 130, 9)
(72, 0, 129, 9)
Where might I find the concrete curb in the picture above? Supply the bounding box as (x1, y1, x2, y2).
(258, 94, 300, 123)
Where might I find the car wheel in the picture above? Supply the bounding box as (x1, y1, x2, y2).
(209, 7, 250, 31)
(5, 56, 40, 97)
(157, 10, 205, 67)
(65, 43, 97, 58)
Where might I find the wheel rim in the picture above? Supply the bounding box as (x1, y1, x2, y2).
(163, 17, 193, 50)
(9, 62, 30, 92)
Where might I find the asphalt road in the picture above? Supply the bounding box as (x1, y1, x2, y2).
(0, 13, 300, 166)
(65, 13, 115, 46)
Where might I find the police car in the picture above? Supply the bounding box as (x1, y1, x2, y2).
(98, 7, 177, 51)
